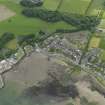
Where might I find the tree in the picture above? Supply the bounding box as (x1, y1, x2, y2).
(20, 0, 43, 7)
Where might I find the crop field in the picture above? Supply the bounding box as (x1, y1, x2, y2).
(89, 37, 101, 49)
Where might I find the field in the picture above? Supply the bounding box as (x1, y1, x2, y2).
(89, 37, 101, 49)
(0, 0, 104, 36)
(59, 0, 91, 14)
(0, 0, 104, 49)
(0, 0, 74, 35)
(99, 38, 105, 49)
(43, 0, 61, 11)
(86, 0, 105, 15)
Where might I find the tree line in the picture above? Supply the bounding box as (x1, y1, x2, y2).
(22, 8, 101, 30)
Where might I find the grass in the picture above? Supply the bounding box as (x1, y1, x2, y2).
(99, 37, 105, 49)
(43, 0, 61, 11)
(0, 80, 35, 105)
(87, 0, 105, 16)
(0, 0, 104, 49)
(0, 0, 75, 49)
(59, 0, 91, 14)
(100, 50, 105, 61)
(89, 37, 101, 49)
(0, 0, 75, 35)
(5, 39, 17, 49)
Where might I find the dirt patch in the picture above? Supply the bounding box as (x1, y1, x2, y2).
(0, 5, 15, 21)
(76, 81, 105, 105)
(4, 52, 51, 87)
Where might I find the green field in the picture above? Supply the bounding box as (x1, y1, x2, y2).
(59, 0, 91, 14)
(87, 0, 105, 16)
(99, 38, 105, 49)
(0, 0, 75, 35)
(43, 0, 61, 11)
(0, 0, 104, 36)
(0, 0, 104, 48)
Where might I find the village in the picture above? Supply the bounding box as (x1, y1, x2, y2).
(1, 29, 105, 90)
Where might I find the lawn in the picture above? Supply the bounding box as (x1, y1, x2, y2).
(89, 37, 101, 49)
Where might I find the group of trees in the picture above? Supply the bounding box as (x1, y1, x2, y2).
(22, 9, 62, 22)
(0, 32, 15, 49)
(0, 49, 16, 60)
(20, 0, 43, 7)
(17, 34, 35, 47)
(0, 32, 16, 60)
(17, 31, 49, 47)
(22, 8, 100, 30)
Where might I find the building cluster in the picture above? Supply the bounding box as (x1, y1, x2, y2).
(43, 33, 105, 80)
